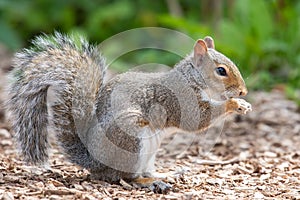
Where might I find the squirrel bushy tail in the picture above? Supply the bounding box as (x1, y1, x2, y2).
(7, 32, 106, 167)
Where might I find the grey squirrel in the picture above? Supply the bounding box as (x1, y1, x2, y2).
(6, 32, 251, 193)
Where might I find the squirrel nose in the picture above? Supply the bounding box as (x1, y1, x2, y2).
(239, 88, 248, 96)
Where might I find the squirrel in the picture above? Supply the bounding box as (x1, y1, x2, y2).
(6, 32, 251, 193)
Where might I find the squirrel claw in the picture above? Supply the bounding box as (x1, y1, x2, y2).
(148, 180, 172, 194)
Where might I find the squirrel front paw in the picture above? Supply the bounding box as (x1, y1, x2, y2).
(226, 98, 252, 114)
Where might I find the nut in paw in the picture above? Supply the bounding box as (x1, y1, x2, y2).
(226, 98, 252, 114)
(234, 98, 252, 114)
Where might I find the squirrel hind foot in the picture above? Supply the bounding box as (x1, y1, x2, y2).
(131, 177, 172, 194)
(149, 180, 172, 194)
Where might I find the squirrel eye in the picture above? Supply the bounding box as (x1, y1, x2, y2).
(216, 67, 227, 76)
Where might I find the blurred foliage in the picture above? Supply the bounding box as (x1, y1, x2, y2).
(0, 0, 299, 100)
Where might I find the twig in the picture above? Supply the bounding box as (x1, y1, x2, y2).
(194, 157, 240, 166)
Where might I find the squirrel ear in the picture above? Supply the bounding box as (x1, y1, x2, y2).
(204, 36, 215, 49)
(193, 39, 207, 59)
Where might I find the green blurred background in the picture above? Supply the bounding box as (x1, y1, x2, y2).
(0, 0, 299, 103)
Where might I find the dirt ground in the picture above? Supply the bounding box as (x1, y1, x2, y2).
(0, 46, 299, 199)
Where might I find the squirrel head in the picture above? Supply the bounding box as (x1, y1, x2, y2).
(192, 36, 247, 101)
